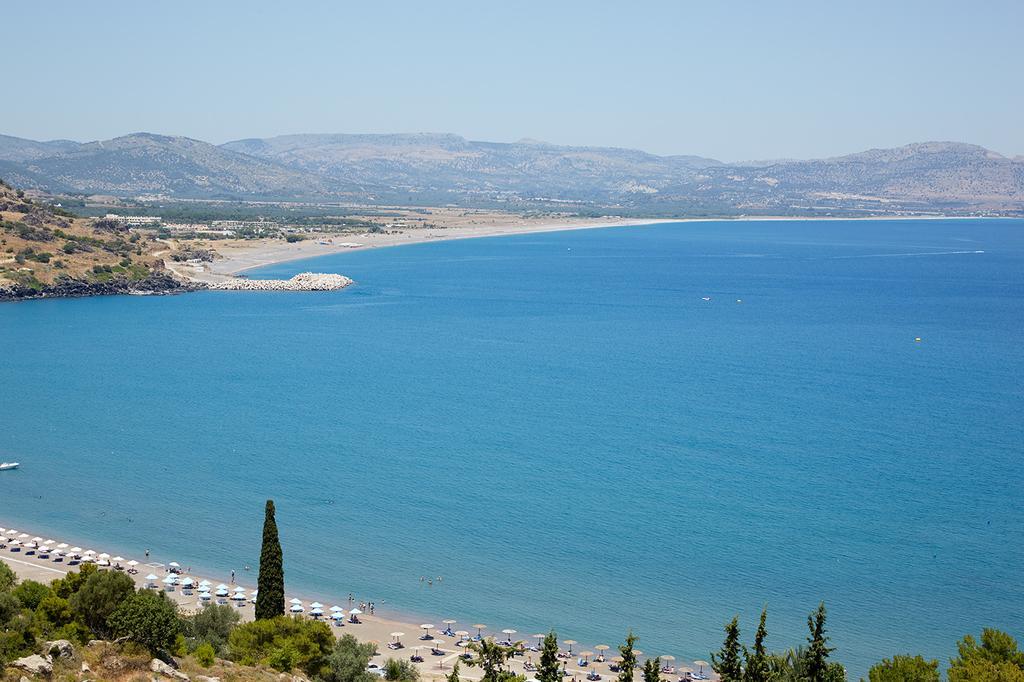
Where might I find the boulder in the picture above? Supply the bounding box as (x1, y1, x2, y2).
(45, 639, 75, 659)
(150, 657, 190, 680)
(195, 677, 222, 682)
(82, 661, 92, 673)
(10, 654, 53, 676)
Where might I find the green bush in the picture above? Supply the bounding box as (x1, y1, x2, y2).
(320, 634, 379, 682)
(0, 562, 15, 592)
(108, 589, 180, 655)
(12, 580, 52, 610)
(69, 569, 135, 638)
(184, 603, 240, 654)
(195, 640, 216, 667)
(228, 615, 333, 677)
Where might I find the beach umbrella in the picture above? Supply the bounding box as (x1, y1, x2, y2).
(97, 559, 110, 566)
(350, 608, 363, 615)
(563, 640, 577, 654)
(200, 592, 212, 601)
(391, 632, 405, 642)
(145, 573, 159, 581)
(232, 592, 247, 601)
(474, 624, 487, 637)
(112, 556, 125, 562)
(43, 539, 54, 544)
(421, 623, 435, 630)
(693, 660, 708, 675)
(31, 536, 42, 542)
(310, 601, 324, 608)
(581, 652, 594, 662)
(169, 561, 181, 568)
(127, 560, 139, 567)
(181, 577, 194, 586)
(216, 587, 229, 597)
(18, 533, 29, 539)
(217, 584, 229, 590)
(199, 580, 212, 587)
(455, 630, 470, 638)
(502, 629, 517, 638)
(98, 552, 110, 560)
(331, 611, 345, 620)
(595, 645, 610, 656)
(290, 603, 304, 612)
(83, 549, 95, 556)
(70, 547, 82, 554)
(162, 575, 176, 584)
(25, 541, 37, 548)
(233, 585, 246, 593)
(57, 543, 68, 549)
(661, 656, 675, 663)
(443, 619, 457, 625)
(8, 539, 20, 546)
(330, 606, 344, 612)
(310, 607, 324, 616)
(290, 598, 303, 605)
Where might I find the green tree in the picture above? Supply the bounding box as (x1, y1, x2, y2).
(34, 594, 75, 631)
(643, 656, 662, 682)
(0, 591, 21, 625)
(184, 602, 241, 654)
(384, 657, 421, 681)
(12, 580, 52, 610)
(229, 615, 334, 677)
(867, 655, 940, 682)
(0, 561, 15, 592)
(195, 641, 216, 667)
(713, 616, 743, 682)
(319, 632, 379, 682)
(109, 589, 180, 654)
(949, 629, 1024, 682)
(619, 632, 639, 682)
(255, 499, 285, 620)
(538, 631, 561, 682)
(51, 563, 97, 599)
(744, 608, 771, 682)
(69, 568, 135, 637)
(467, 637, 520, 682)
(806, 603, 836, 682)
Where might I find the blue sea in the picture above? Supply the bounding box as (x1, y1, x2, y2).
(2, 219, 1023, 677)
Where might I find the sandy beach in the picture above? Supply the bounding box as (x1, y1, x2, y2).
(164, 217, 676, 285)
(0, 522, 714, 681)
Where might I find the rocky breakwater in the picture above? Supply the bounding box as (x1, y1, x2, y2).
(210, 272, 354, 292)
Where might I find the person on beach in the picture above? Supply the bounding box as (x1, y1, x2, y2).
(145, 548, 150, 558)
(348, 593, 354, 605)
(231, 569, 235, 583)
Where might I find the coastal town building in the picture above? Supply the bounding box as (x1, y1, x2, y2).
(104, 214, 162, 226)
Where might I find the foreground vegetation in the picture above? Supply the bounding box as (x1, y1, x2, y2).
(2, 500, 1019, 681)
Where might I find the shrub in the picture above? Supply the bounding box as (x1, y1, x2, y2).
(195, 640, 216, 667)
(12, 580, 52, 610)
(228, 615, 333, 677)
(384, 657, 421, 682)
(184, 603, 240, 654)
(69, 568, 135, 637)
(0, 561, 15, 592)
(108, 589, 180, 655)
(320, 634, 379, 682)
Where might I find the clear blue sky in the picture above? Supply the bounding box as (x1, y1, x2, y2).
(6, 0, 1022, 161)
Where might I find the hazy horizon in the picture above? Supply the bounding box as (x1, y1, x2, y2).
(5, 1, 1023, 161)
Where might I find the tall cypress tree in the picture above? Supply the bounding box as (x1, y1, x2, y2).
(805, 602, 835, 682)
(255, 499, 284, 620)
(618, 632, 638, 682)
(712, 616, 743, 682)
(538, 631, 561, 682)
(744, 608, 770, 682)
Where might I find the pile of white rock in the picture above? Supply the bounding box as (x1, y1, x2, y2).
(210, 272, 354, 291)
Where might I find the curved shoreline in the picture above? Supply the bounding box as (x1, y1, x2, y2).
(0, 519, 716, 681)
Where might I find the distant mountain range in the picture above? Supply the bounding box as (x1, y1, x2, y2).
(1, 132, 1021, 215)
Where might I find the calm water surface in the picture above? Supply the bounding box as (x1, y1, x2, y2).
(2, 219, 1022, 677)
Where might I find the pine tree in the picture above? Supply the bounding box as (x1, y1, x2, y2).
(254, 499, 284, 620)
(744, 608, 770, 682)
(712, 616, 743, 682)
(805, 602, 835, 682)
(618, 632, 638, 682)
(538, 630, 561, 682)
(642, 656, 662, 682)
(447, 660, 462, 682)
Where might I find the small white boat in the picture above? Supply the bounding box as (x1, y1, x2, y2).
(0, 462, 19, 471)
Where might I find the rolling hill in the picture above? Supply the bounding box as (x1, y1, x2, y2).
(0, 132, 1021, 213)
